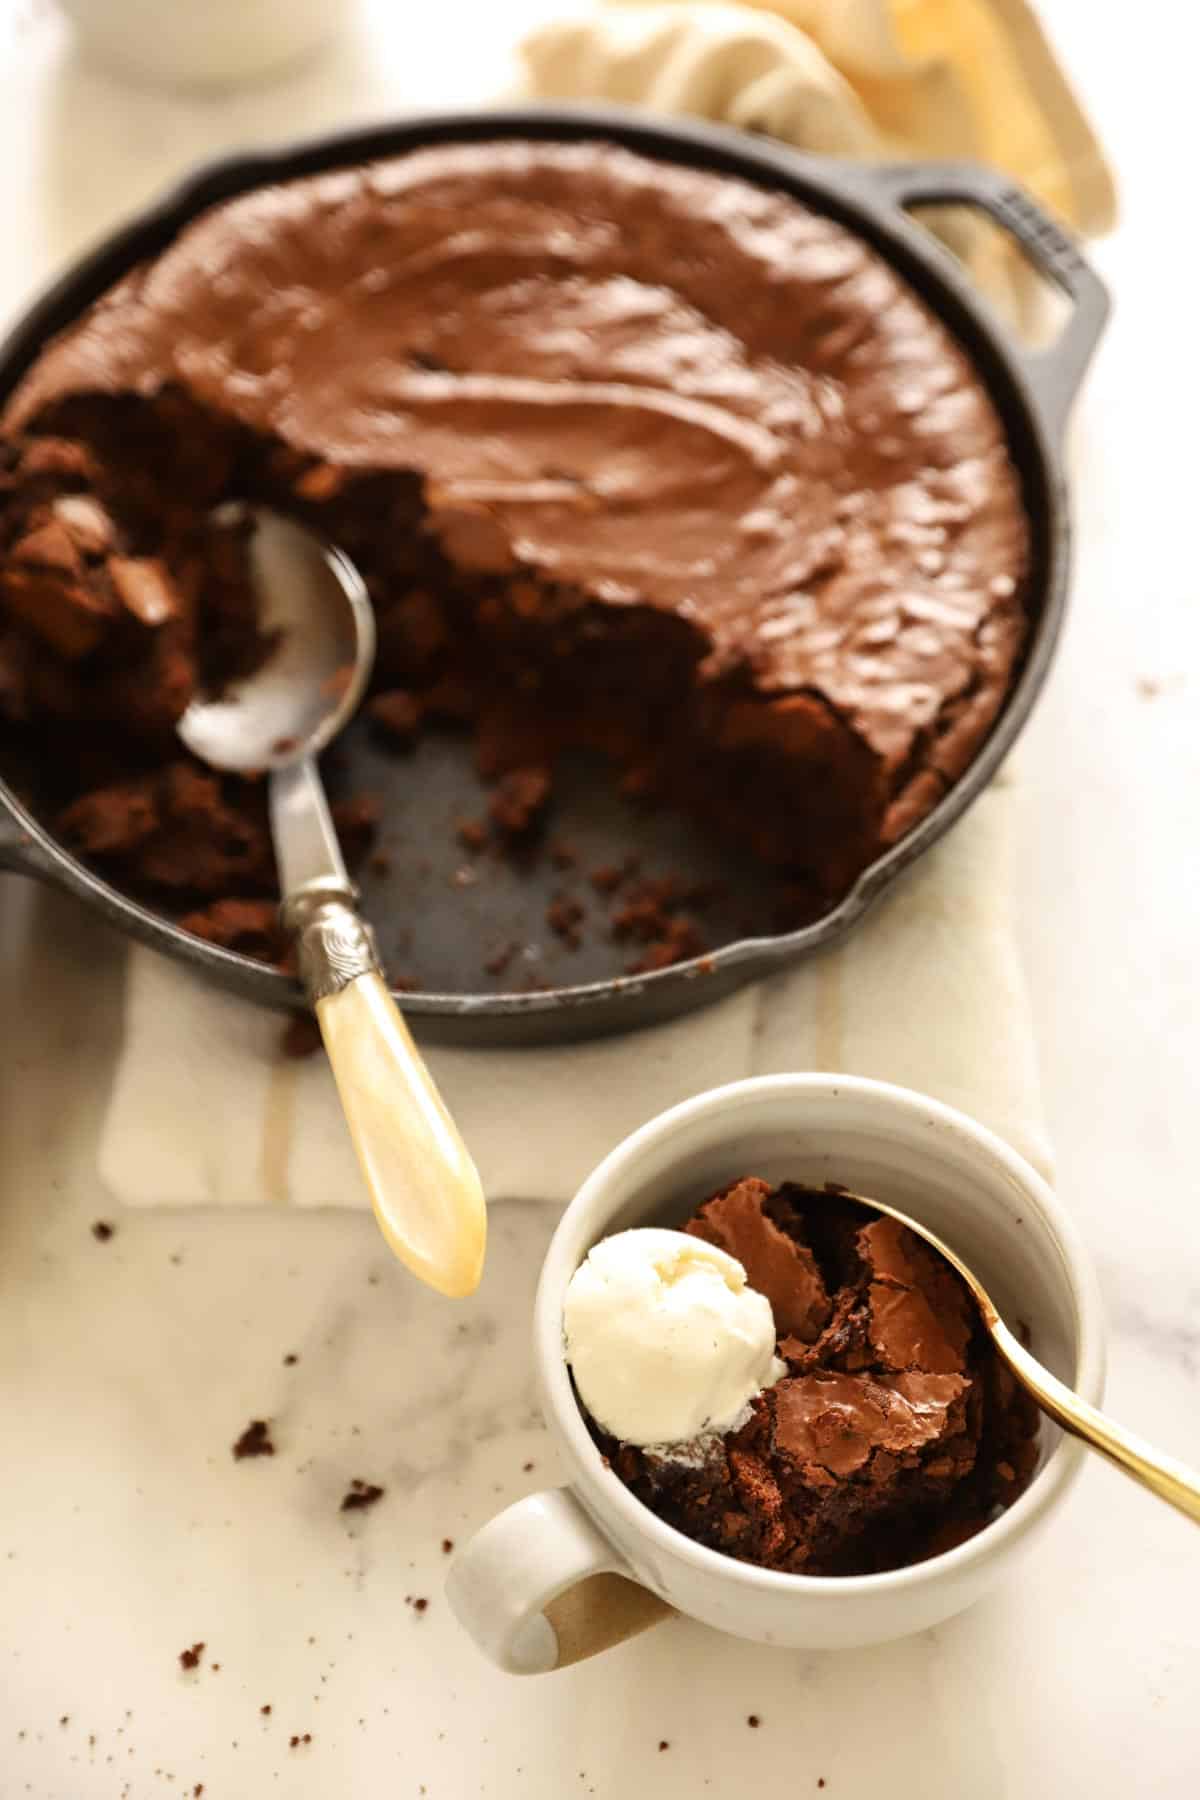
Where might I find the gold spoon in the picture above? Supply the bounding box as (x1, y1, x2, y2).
(179, 506, 486, 1298)
(839, 1188, 1200, 1524)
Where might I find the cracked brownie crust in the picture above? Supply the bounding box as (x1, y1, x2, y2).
(0, 141, 1030, 948)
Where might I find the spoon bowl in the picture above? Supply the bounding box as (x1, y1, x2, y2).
(832, 1185, 1200, 1526)
(179, 505, 374, 774)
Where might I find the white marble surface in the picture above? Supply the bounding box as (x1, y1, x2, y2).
(0, 1, 1197, 1795)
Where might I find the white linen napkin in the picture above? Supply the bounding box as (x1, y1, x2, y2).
(99, 772, 1052, 1206)
(97, 0, 1113, 1210)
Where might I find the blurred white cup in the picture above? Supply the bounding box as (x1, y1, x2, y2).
(57, 0, 352, 89)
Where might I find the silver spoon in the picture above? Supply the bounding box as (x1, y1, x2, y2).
(837, 1188, 1200, 1523)
(179, 506, 486, 1298)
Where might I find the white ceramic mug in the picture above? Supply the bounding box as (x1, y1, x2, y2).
(57, 0, 351, 88)
(447, 1075, 1106, 1673)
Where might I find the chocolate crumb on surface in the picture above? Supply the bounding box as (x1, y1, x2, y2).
(232, 1419, 275, 1461)
(260, 1705, 271, 1716)
(441, 1538, 454, 1554)
(658, 1741, 670, 1752)
(283, 1353, 299, 1366)
(178, 1643, 205, 1671)
(340, 1479, 386, 1513)
(747, 1716, 760, 1729)
(522, 1460, 535, 1472)
(91, 1220, 115, 1241)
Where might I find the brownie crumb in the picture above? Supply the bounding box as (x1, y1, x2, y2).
(658, 1741, 670, 1752)
(441, 1538, 454, 1555)
(546, 893, 584, 948)
(331, 791, 381, 856)
(747, 1716, 760, 1729)
(179, 1643, 205, 1671)
(522, 1460, 535, 1473)
(484, 940, 518, 978)
(91, 1220, 115, 1242)
(321, 664, 354, 705)
(289, 1734, 313, 1748)
(232, 1419, 275, 1461)
(260, 1705, 272, 1716)
(489, 766, 551, 839)
(280, 1014, 322, 1059)
(194, 1787, 204, 1796)
(456, 817, 489, 852)
(340, 1479, 385, 1513)
(181, 898, 282, 961)
(59, 1715, 69, 1726)
(283, 1353, 299, 1367)
(296, 462, 345, 502)
(367, 689, 422, 746)
(818, 1782, 826, 1790)
(612, 875, 708, 971)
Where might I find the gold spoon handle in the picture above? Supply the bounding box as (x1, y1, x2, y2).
(992, 1320, 1200, 1523)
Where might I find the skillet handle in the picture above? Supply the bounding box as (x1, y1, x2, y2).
(861, 161, 1110, 443)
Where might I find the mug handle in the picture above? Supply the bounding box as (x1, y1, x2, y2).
(446, 1487, 673, 1674)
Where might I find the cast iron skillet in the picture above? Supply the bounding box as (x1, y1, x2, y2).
(0, 106, 1109, 1046)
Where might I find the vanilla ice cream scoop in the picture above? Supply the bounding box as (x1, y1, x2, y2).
(563, 1227, 783, 1447)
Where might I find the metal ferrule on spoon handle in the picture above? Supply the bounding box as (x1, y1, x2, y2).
(283, 876, 383, 1000)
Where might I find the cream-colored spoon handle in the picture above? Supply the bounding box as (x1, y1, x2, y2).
(993, 1321, 1200, 1524)
(316, 970, 486, 1298)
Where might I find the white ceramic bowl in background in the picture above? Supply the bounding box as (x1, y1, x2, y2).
(448, 1075, 1106, 1672)
(56, 0, 352, 88)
